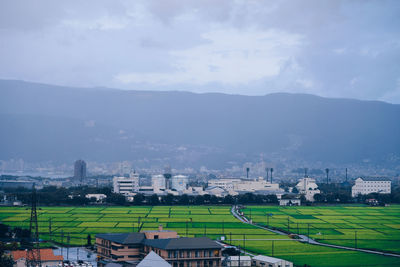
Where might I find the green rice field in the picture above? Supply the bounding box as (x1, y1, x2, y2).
(241, 205, 400, 254)
(1, 205, 399, 267)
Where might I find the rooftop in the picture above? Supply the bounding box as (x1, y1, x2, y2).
(253, 255, 285, 263)
(143, 237, 223, 250)
(11, 249, 63, 261)
(96, 233, 145, 245)
(358, 177, 391, 181)
(137, 251, 171, 267)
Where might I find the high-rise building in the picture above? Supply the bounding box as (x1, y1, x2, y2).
(74, 160, 87, 183)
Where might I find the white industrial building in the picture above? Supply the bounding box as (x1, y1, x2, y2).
(152, 174, 166, 193)
(351, 177, 391, 197)
(113, 173, 139, 195)
(252, 255, 293, 267)
(208, 177, 280, 193)
(295, 178, 320, 202)
(171, 175, 188, 191)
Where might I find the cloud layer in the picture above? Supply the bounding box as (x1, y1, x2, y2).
(0, 0, 399, 103)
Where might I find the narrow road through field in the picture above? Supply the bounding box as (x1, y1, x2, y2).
(231, 205, 400, 258)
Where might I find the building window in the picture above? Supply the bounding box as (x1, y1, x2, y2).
(195, 251, 199, 257)
(174, 251, 179, 258)
(179, 262, 184, 267)
(197, 262, 201, 267)
(154, 235, 159, 239)
(209, 260, 213, 267)
(180, 251, 184, 258)
(169, 251, 173, 258)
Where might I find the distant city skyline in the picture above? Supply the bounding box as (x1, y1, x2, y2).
(0, 1, 399, 103)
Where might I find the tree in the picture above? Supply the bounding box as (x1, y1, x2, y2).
(149, 194, 160, 205)
(133, 193, 145, 205)
(292, 187, 299, 194)
(0, 242, 14, 267)
(106, 193, 126, 205)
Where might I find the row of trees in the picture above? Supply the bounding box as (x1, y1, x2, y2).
(3, 185, 278, 206)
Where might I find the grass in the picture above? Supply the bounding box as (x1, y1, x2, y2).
(1, 205, 399, 267)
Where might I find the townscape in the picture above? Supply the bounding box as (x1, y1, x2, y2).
(1, 1, 400, 266)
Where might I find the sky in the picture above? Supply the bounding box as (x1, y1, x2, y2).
(0, 0, 400, 103)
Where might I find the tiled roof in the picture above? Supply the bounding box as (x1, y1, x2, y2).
(143, 237, 223, 250)
(96, 233, 145, 244)
(11, 249, 63, 261)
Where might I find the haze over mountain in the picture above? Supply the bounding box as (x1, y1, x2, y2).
(0, 80, 399, 168)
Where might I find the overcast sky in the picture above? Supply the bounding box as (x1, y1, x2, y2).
(1, 0, 399, 103)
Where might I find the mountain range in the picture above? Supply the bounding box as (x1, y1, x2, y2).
(1, 80, 399, 169)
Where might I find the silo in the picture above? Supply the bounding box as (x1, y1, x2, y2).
(171, 175, 188, 191)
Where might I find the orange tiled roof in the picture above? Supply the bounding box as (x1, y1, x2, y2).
(11, 249, 63, 261)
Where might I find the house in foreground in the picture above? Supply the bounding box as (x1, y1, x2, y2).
(96, 226, 223, 267)
(10, 248, 63, 267)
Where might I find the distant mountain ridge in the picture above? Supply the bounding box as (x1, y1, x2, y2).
(0, 79, 399, 168)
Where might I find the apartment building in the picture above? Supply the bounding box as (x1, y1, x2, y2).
(352, 177, 391, 197)
(96, 226, 222, 267)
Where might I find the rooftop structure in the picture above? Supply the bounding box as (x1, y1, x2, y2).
(295, 177, 320, 202)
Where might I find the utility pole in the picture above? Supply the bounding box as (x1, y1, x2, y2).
(27, 184, 41, 267)
(137, 216, 141, 232)
(67, 233, 70, 261)
(238, 245, 241, 267)
(246, 167, 250, 179)
(304, 168, 308, 178)
(345, 168, 348, 182)
(243, 234, 246, 252)
(272, 240, 274, 256)
(49, 218, 52, 241)
(61, 230, 64, 260)
(355, 230, 357, 249)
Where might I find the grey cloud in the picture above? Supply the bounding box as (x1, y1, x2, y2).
(0, 0, 399, 103)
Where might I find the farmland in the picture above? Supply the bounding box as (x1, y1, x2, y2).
(241, 205, 400, 254)
(1, 205, 400, 267)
